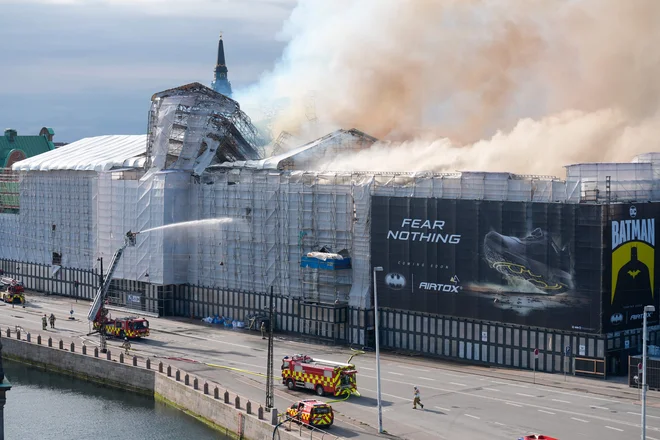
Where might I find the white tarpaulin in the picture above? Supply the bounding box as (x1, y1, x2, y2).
(12, 135, 147, 172)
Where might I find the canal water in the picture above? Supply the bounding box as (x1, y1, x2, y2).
(4, 359, 228, 440)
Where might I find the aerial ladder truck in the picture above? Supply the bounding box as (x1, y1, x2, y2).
(87, 231, 149, 352)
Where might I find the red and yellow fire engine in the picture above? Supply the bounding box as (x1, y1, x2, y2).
(281, 354, 358, 397)
(286, 399, 334, 428)
(87, 232, 149, 341)
(92, 308, 149, 339)
(0, 277, 25, 304)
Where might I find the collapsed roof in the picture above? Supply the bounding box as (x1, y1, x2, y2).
(215, 128, 378, 171)
(147, 82, 265, 175)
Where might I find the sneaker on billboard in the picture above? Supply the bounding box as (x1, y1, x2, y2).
(483, 228, 573, 294)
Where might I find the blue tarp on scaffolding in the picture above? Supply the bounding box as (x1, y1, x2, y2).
(300, 255, 351, 270)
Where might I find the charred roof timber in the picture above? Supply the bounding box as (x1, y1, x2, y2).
(147, 82, 265, 175)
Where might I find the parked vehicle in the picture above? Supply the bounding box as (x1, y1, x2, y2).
(286, 399, 334, 428)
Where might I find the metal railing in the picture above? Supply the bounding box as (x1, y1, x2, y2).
(274, 415, 344, 440)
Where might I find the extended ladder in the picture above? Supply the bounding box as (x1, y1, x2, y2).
(87, 233, 137, 322)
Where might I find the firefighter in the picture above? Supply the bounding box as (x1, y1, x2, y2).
(413, 386, 424, 409)
(122, 337, 131, 354)
(49, 313, 56, 329)
(261, 321, 266, 339)
(41, 314, 47, 330)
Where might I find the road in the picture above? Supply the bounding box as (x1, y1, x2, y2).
(3, 293, 660, 440)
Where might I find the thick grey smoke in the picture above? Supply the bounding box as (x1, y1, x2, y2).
(236, 0, 660, 177)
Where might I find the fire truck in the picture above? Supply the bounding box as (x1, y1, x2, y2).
(87, 231, 149, 345)
(0, 277, 25, 304)
(286, 399, 334, 428)
(281, 354, 358, 397)
(92, 314, 149, 339)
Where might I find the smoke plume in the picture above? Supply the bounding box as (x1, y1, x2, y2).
(236, 0, 660, 177)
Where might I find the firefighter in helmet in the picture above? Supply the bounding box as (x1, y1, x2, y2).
(122, 337, 131, 354)
(41, 314, 48, 330)
(49, 313, 56, 329)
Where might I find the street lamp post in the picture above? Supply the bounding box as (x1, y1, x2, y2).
(643, 304, 655, 440)
(373, 266, 384, 434)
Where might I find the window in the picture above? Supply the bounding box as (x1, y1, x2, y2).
(52, 252, 62, 265)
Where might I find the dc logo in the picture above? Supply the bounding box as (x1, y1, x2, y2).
(630, 205, 637, 218)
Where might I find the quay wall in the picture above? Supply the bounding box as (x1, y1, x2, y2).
(0, 330, 300, 440)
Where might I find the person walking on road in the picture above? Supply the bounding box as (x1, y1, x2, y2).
(41, 314, 48, 331)
(260, 321, 266, 339)
(413, 386, 424, 409)
(49, 313, 56, 329)
(122, 337, 131, 354)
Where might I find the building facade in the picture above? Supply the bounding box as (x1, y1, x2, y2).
(2, 86, 659, 378)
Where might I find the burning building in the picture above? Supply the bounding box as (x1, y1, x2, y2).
(2, 83, 659, 377)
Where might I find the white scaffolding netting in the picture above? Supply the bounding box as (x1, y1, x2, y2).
(3, 157, 660, 309)
(2, 75, 660, 312)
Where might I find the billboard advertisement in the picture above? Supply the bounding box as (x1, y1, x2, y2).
(602, 203, 660, 332)
(371, 197, 603, 333)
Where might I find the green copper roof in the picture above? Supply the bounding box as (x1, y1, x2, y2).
(0, 128, 55, 168)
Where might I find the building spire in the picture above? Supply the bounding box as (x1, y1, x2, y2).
(211, 32, 232, 97)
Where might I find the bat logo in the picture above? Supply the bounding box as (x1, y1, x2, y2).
(610, 313, 623, 325)
(385, 273, 406, 290)
(628, 270, 641, 279)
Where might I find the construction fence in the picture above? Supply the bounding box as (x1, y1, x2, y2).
(0, 257, 610, 375)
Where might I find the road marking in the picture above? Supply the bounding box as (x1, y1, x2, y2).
(358, 373, 656, 431)
(441, 371, 473, 379)
(571, 417, 589, 423)
(389, 372, 404, 376)
(538, 409, 555, 415)
(418, 377, 435, 381)
(360, 367, 374, 371)
(628, 412, 660, 420)
(450, 382, 467, 387)
(506, 402, 523, 407)
(551, 399, 571, 404)
(648, 436, 660, 440)
(483, 388, 500, 392)
(359, 387, 408, 401)
(591, 406, 609, 410)
(398, 365, 429, 373)
(605, 426, 623, 432)
(516, 393, 535, 398)
(494, 422, 505, 426)
(156, 329, 252, 349)
(435, 406, 451, 412)
(465, 414, 480, 419)
(490, 380, 528, 388)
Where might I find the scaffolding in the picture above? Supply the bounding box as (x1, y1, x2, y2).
(146, 82, 266, 173)
(3, 158, 660, 310)
(2, 84, 660, 314)
(0, 169, 19, 213)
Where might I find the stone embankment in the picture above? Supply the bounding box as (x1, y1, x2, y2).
(0, 328, 326, 440)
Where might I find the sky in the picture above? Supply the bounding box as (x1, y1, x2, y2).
(2, 1, 658, 177)
(0, 0, 296, 142)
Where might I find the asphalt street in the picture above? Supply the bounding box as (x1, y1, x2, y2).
(4, 293, 660, 440)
